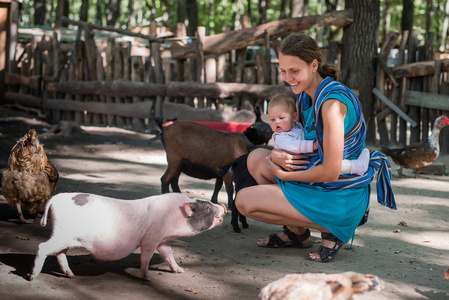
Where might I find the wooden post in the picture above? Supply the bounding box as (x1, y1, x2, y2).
(113, 44, 125, 126)
(174, 22, 187, 104)
(376, 31, 400, 146)
(131, 56, 146, 131)
(397, 30, 409, 146)
(96, 49, 107, 124)
(105, 38, 115, 125)
(196, 26, 206, 108)
(150, 20, 164, 118)
(408, 29, 421, 145)
(264, 29, 271, 86)
(205, 56, 218, 108)
(73, 38, 85, 124)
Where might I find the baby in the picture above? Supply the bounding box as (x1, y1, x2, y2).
(268, 94, 370, 175)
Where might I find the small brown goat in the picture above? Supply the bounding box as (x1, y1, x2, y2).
(159, 120, 250, 232)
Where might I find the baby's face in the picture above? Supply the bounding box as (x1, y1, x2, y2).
(268, 104, 297, 133)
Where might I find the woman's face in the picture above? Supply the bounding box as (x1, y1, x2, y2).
(279, 53, 316, 95)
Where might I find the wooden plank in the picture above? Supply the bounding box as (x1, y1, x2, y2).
(405, 90, 449, 111)
(4, 91, 153, 119)
(372, 88, 417, 127)
(171, 10, 354, 59)
(61, 16, 163, 43)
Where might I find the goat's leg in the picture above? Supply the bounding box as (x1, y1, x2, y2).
(170, 173, 181, 192)
(161, 176, 170, 193)
(211, 178, 223, 204)
(224, 181, 241, 233)
(161, 163, 181, 193)
(239, 212, 249, 229)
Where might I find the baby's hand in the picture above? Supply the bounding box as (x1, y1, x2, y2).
(313, 141, 318, 151)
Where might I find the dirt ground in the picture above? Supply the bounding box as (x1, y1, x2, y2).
(0, 105, 448, 300)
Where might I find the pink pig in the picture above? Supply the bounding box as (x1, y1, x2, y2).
(28, 192, 226, 281)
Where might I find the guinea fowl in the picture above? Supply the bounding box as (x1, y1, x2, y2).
(381, 115, 449, 178)
(2, 129, 59, 223)
(244, 106, 273, 146)
(259, 272, 383, 300)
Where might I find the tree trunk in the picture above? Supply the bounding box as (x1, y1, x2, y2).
(187, 0, 198, 37)
(341, 0, 380, 145)
(106, 0, 121, 27)
(281, 0, 289, 19)
(54, 0, 65, 30)
(440, 0, 449, 51)
(425, 0, 434, 35)
(177, 0, 188, 30)
(401, 0, 414, 34)
(80, 0, 89, 22)
(34, 0, 49, 25)
(259, 0, 268, 25)
(380, 0, 391, 42)
(96, 0, 104, 26)
(291, 0, 308, 17)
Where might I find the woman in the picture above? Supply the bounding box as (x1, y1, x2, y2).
(235, 33, 396, 262)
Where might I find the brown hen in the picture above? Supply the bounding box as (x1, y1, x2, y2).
(381, 115, 449, 178)
(259, 272, 383, 300)
(1, 129, 59, 223)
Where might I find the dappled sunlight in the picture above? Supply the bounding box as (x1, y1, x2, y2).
(101, 150, 168, 165)
(392, 176, 449, 192)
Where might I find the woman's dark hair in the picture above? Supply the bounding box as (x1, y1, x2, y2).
(279, 33, 340, 81)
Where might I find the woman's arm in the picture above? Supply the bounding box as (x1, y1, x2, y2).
(268, 99, 347, 183)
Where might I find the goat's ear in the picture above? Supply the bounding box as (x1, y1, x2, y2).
(182, 202, 195, 217)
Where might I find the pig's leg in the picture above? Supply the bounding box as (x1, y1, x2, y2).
(29, 237, 78, 280)
(139, 243, 158, 281)
(56, 250, 75, 278)
(157, 242, 184, 273)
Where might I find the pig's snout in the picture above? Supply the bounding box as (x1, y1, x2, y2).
(219, 203, 227, 215)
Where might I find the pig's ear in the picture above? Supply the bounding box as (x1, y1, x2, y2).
(182, 202, 195, 217)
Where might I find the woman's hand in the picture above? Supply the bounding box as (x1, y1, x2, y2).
(269, 149, 310, 172)
(267, 156, 287, 179)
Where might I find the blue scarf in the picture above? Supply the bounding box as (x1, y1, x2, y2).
(296, 77, 397, 216)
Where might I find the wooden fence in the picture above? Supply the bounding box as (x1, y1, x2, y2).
(377, 30, 449, 154)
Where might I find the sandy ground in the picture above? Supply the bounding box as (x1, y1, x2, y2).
(0, 106, 448, 300)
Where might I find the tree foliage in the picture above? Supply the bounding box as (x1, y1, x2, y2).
(18, 0, 449, 49)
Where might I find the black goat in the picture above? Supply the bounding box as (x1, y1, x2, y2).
(244, 106, 272, 145)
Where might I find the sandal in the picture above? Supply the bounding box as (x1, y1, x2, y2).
(309, 232, 344, 262)
(257, 226, 312, 248)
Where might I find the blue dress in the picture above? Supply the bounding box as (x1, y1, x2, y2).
(275, 91, 369, 243)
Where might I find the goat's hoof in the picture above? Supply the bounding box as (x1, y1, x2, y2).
(233, 226, 242, 233)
